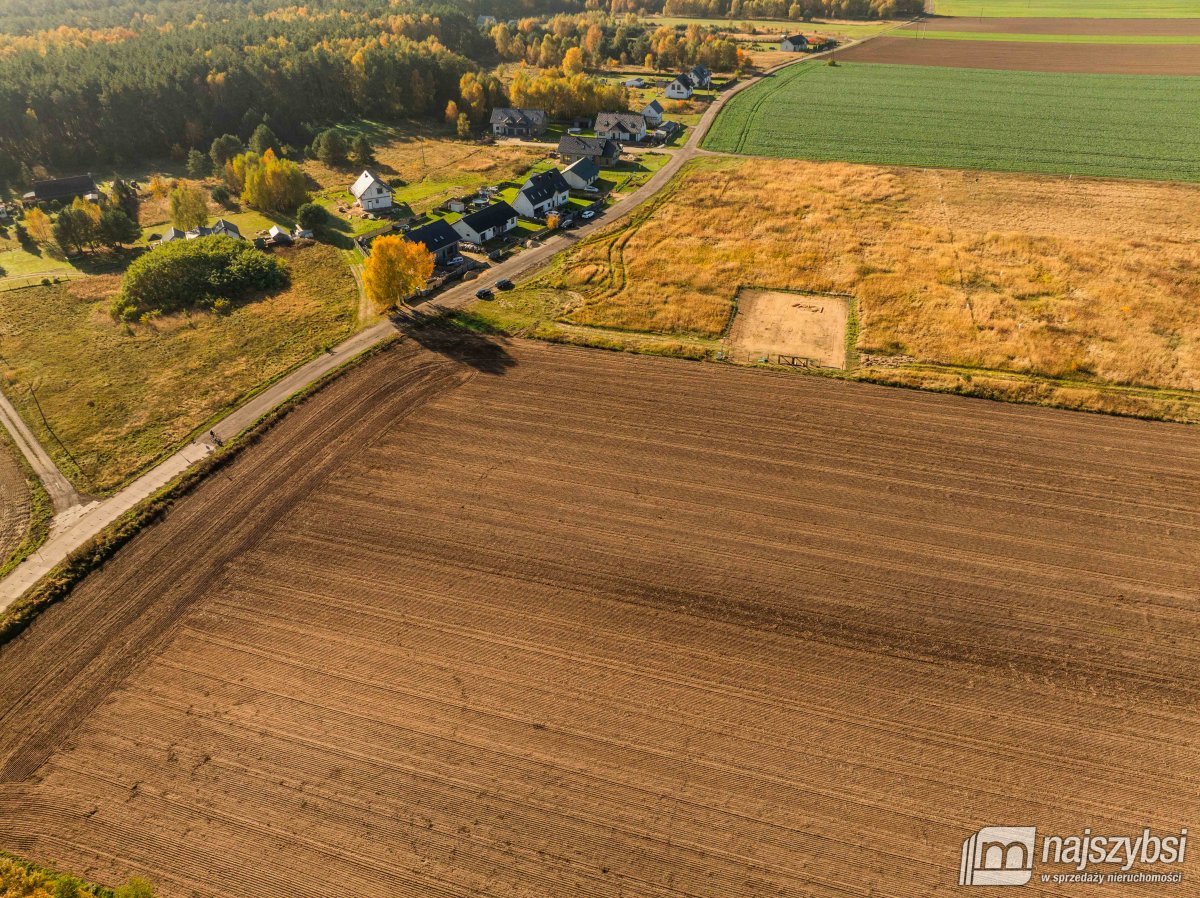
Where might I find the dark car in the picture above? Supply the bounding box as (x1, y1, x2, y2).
(475, 287, 493, 299)
(496, 279, 514, 290)
(487, 249, 505, 261)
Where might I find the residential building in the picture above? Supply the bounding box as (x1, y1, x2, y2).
(351, 170, 393, 212)
(562, 158, 600, 191)
(405, 219, 461, 264)
(451, 201, 518, 245)
(665, 73, 694, 100)
(780, 34, 809, 52)
(557, 135, 622, 168)
(161, 218, 243, 245)
(642, 99, 665, 128)
(22, 174, 98, 207)
(489, 108, 548, 138)
(689, 64, 713, 88)
(512, 169, 570, 219)
(594, 112, 648, 143)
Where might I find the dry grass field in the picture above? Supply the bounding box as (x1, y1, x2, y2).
(475, 157, 1200, 420)
(0, 332, 1198, 897)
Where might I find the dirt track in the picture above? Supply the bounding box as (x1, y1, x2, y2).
(841, 34, 1200, 72)
(917, 16, 1200, 35)
(1, 331, 1199, 897)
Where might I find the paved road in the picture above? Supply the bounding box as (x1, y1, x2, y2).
(0, 28, 900, 611)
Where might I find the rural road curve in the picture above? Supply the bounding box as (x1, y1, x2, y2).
(0, 26, 901, 611)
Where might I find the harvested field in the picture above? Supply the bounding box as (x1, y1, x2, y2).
(917, 15, 1200, 34)
(1, 334, 1199, 897)
(727, 289, 850, 367)
(840, 34, 1200, 73)
(932, 0, 1200, 16)
(0, 441, 31, 568)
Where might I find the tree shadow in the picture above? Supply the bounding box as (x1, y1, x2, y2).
(394, 307, 517, 376)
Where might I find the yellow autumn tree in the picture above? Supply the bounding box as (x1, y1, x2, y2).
(148, 175, 171, 198)
(169, 182, 209, 230)
(362, 235, 434, 312)
(233, 149, 309, 213)
(562, 46, 584, 76)
(71, 196, 102, 227)
(23, 207, 53, 243)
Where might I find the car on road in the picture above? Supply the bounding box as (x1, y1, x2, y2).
(475, 287, 493, 299)
(496, 279, 514, 290)
(581, 210, 596, 220)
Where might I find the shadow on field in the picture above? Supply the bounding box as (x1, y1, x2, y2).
(395, 308, 517, 376)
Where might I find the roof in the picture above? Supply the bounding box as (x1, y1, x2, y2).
(211, 218, 242, 238)
(691, 63, 712, 75)
(351, 170, 389, 200)
(28, 175, 98, 203)
(563, 157, 600, 183)
(405, 219, 460, 254)
(518, 169, 570, 206)
(643, 99, 664, 115)
(783, 33, 808, 43)
(594, 112, 647, 134)
(460, 201, 518, 234)
(488, 107, 547, 128)
(159, 227, 186, 243)
(671, 73, 695, 89)
(557, 135, 621, 159)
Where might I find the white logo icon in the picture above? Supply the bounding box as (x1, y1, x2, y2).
(960, 826, 1037, 886)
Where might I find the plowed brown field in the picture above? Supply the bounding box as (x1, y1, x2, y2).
(840, 34, 1200, 73)
(1, 332, 1199, 897)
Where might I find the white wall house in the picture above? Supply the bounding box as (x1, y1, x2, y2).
(665, 74, 694, 100)
(780, 34, 809, 52)
(351, 170, 393, 212)
(642, 100, 665, 128)
(512, 169, 571, 219)
(594, 112, 648, 143)
(451, 201, 518, 245)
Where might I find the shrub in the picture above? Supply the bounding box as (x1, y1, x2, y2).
(210, 184, 233, 206)
(296, 202, 328, 231)
(113, 236, 285, 320)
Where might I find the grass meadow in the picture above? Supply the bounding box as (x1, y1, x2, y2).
(704, 61, 1200, 181)
(932, 0, 1200, 15)
(471, 157, 1200, 422)
(0, 242, 359, 492)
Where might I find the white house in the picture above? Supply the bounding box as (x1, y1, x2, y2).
(780, 34, 809, 52)
(489, 107, 548, 138)
(594, 112, 648, 143)
(512, 169, 571, 219)
(351, 170, 392, 212)
(689, 64, 712, 88)
(665, 73, 694, 100)
(562, 157, 600, 191)
(451, 201, 518, 245)
(641, 99, 665, 128)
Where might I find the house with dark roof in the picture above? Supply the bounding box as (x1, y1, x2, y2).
(22, 174, 99, 207)
(159, 227, 186, 244)
(512, 169, 570, 219)
(641, 99, 665, 128)
(451, 201, 518, 245)
(780, 34, 809, 52)
(557, 135, 622, 168)
(562, 158, 600, 191)
(594, 112, 648, 143)
(405, 219, 461, 264)
(689, 64, 713, 88)
(489, 108, 548, 138)
(665, 73, 694, 100)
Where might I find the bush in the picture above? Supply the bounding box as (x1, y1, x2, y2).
(210, 184, 233, 206)
(113, 236, 285, 320)
(296, 202, 328, 231)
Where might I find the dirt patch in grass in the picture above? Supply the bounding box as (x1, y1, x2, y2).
(841, 34, 1200, 73)
(0, 242, 359, 493)
(728, 289, 850, 367)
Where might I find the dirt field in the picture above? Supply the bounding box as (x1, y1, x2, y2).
(727, 289, 850, 367)
(1, 332, 1199, 897)
(0, 441, 31, 567)
(917, 16, 1200, 34)
(840, 34, 1200, 72)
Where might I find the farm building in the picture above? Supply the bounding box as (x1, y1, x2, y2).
(562, 158, 600, 190)
(558, 135, 622, 168)
(665, 73, 694, 100)
(489, 108, 548, 138)
(595, 112, 648, 143)
(404, 219, 461, 264)
(22, 174, 99, 207)
(351, 170, 393, 212)
(451, 201, 518, 245)
(513, 169, 571, 219)
(642, 99, 665, 128)
(780, 34, 809, 52)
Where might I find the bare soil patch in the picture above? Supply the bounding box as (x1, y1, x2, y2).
(918, 16, 1200, 35)
(840, 34, 1200, 73)
(1, 334, 1199, 897)
(728, 289, 849, 367)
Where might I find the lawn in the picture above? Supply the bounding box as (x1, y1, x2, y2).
(0, 242, 360, 492)
(704, 60, 1200, 181)
(932, 0, 1200, 15)
(468, 156, 1200, 422)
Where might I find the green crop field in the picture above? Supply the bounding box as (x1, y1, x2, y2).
(932, 0, 1200, 16)
(896, 28, 1200, 42)
(705, 61, 1200, 181)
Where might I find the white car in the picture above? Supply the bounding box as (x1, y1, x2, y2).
(581, 210, 596, 220)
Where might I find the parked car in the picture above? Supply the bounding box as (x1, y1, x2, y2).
(447, 256, 465, 267)
(496, 279, 514, 290)
(567, 127, 582, 134)
(582, 186, 600, 194)
(475, 287, 493, 299)
(581, 210, 596, 220)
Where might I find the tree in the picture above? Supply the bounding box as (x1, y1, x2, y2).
(351, 134, 374, 166)
(148, 175, 171, 199)
(210, 184, 233, 206)
(362, 235, 434, 311)
(296, 202, 328, 231)
(546, 211, 562, 230)
(312, 128, 349, 166)
(98, 208, 141, 247)
(54, 207, 94, 255)
(186, 148, 213, 179)
(236, 149, 309, 213)
(23, 207, 53, 244)
(249, 123, 279, 156)
(562, 46, 585, 76)
(169, 182, 209, 230)
(444, 100, 460, 126)
(114, 877, 156, 898)
(456, 112, 472, 139)
(209, 133, 243, 169)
